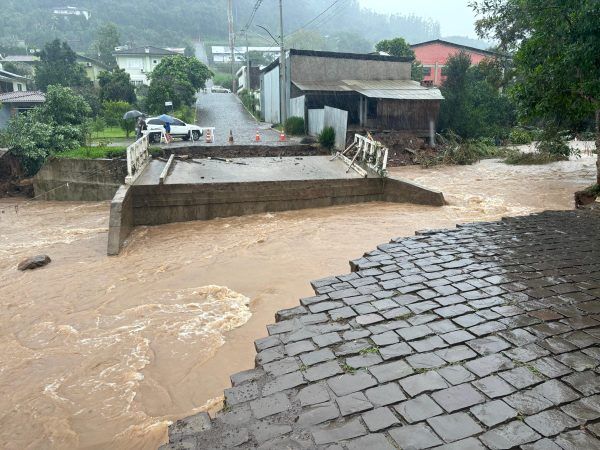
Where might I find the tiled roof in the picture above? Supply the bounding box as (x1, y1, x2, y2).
(0, 90, 46, 103)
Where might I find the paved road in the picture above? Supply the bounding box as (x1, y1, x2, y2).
(163, 209, 600, 449)
(196, 92, 282, 145)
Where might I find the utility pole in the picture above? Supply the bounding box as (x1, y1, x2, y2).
(246, 31, 251, 91)
(278, 0, 286, 124)
(228, 0, 236, 92)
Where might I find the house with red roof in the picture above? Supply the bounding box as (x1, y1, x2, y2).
(410, 39, 498, 86)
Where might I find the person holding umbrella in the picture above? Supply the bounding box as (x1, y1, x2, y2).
(137, 116, 147, 139)
(158, 114, 175, 144)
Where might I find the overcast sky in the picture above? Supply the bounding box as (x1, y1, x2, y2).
(357, 0, 478, 37)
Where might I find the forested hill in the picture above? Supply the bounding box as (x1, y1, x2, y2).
(0, 0, 441, 53)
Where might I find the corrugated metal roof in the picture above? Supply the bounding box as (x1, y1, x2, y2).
(0, 90, 46, 103)
(292, 81, 352, 92)
(292, 79, 443, 100)
(343, 79, 444, 100)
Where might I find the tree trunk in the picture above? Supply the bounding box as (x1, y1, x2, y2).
(596, 109, 600, 185)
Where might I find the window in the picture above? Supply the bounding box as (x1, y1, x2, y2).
(17, 83, 23, 91)
(147, 119, 163, 125)
(153, 60, 158, 64)
(172, 119, 185, 126)
(422, 67, 432, 77)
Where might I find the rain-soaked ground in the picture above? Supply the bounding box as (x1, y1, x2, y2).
(0, 150, 596, 449)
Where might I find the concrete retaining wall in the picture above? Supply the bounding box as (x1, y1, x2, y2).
(34, 158, 127, 201)
(108, 175, 445, 254)
(107, 184, 134, 256)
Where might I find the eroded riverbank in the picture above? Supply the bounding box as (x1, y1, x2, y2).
(0, 154, 596, 449)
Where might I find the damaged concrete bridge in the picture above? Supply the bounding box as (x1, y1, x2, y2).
(107, 136, 444, 255)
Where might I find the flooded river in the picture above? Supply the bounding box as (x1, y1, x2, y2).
(0, 154, 596, 449)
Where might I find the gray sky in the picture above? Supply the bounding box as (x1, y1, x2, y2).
(357, 0, 478, 37)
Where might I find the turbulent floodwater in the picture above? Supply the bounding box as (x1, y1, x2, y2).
(0, 153, 596, 449)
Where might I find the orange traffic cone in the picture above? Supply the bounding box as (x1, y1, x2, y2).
(228, 129, 234, 144)
(279, 131, 286, 142)
(255, 130, 261, 142)
(205, 128, 213, 143)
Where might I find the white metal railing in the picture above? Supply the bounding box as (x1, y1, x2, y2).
(125, 132, 150, 184)
(353, 134, 389, 175)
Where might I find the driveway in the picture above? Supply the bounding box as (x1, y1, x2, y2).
(196, 92, 282, 145)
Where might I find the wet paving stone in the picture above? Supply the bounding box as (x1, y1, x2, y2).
(427, 412, 483, 443)
(166, 210, 600, 448)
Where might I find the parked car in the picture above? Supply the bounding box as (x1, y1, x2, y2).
(211, 85, 231, 93)
(146, 116, 203, 142)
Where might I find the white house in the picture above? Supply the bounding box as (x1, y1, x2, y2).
(52, 6, 91, 20)
(113, 46, 179, 86)
(211, 46, 279, 63)
(0, 67, 27, 93)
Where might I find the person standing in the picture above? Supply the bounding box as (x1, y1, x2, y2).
(164, 121, 172, 144)
(137, 117, 147, 139)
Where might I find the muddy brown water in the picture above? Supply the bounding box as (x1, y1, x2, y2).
(0, 154, 596, 449)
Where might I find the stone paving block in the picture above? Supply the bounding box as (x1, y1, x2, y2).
(502, 343, 549, 363)
(371, 331, 399, 346)
(588, 422, 600, 438)
(472, 375, 515, 398)
(168, 412, 212, 443)
(438, 365, 475, 385)
(216, 404, 252, 426)
(400, 370, 449, 397)
(353, 304, 377, 315)
(255, 335, 281, 352)
(431, 383, 485, 412)
(224, 382, 260, 406)
(435, 304, 472, 318)
(327, 371, 377, 397)
(520, 438, 563, 450)
(355, 313, 384, 325)
(498, 328, 537, 346)
(369, 360, 414, 383)
(388, 423, 443, 449)
(464, 354, 514, 377)
(345, 353, 383, 369)
(470, 399, 517, 427)
(409, 301, 441, 315)
(251, 422, 292, 445)
(379, 342, 414, 360)
(561, 395, 600, 421)
(361, 407, 399, 432)
(341, 329, 370, 341)
(467, 335, 511, 355)
(433, 437, 486, 450)
(345, 433, 396, 450)
(524, 409, 579, 437)
(297, 402, 339, 426)
(540, 336, 579, 355)
(406, 352, 446, 370)
(300, 348, 335, 366)
(397, 324, 433, 341)
(556, 351, 598, 371)
(222, 427, 250, 447)
(394, 394, 443, 423)
(336, 391, 373, 416)
(503, 389, 554, 415)
(479, 420, 541, 449)
(531, 379, 580, 405)
(498, 366, 544, 389)
(554, 430, 600, 450)
(441, 329, 475, 345)
(284, 340, 315, 357)
(263, 357, 300, 377)
(452, 313, 487, 328)
(297, 383, 330, 407)
(311, 417, 367, 445)
(250, 392, 291, 420)
(329, 306, 357, 321)
(409, 335, 448, 353)
(435, 345, 477, 363)
(428, 319, 459, 334)
(427, 412, 483, 443)
(364, 382, 406, 407)
(230, 368, 265, 387)
(312, 332, 342, 348)
(304, 360, 342, 382)
(262, 371, 305, 396)
(563, 330, 598, 349)
(334, 339, 371, 357)
(563, 370, 600, 396)
(256, 346, 286, 365)
(468, 320, 507, 337)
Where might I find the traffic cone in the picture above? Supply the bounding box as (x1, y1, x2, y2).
(255, 130, 261, 142)
(205, 128, 213, 143)
(228, 129, 234, 144)
(279, 131, 286, 142)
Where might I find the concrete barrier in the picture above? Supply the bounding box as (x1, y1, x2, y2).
(162, 144, 326, 159)
(34, 158, 127, 201)
(107, 184, 134, 256)
(107, 175, 445, 254)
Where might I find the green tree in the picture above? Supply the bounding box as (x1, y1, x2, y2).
(471, 0, 600, 184)
(34, 39, 89, 91)
(102, 100, 135, 137)
(146, 55, 212, 114)
(4, 85, 91, 174)
(94, 23, 120, 68)
(98, 68, 136, 103)
(375, 37, 414, 58)
(327, 32, 373, 54)
(287, 30, 327, 51)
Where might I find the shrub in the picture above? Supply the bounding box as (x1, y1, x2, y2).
(239, 89, 258, 117)
(174, 105, 194, 123)
(504, 149, 569, 165)
(536, 129, 571, 157)
(318, 126, 336, 150)
(509, 127, 535, 145)
(284, 116, 305, 135)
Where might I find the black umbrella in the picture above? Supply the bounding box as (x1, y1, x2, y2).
(123, 110, 144, 120)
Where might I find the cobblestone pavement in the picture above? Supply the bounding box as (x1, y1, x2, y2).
(196, 93, 283, 145)
(162, 209, 600, 449)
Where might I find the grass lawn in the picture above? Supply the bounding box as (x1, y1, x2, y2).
(55, 146, 127, 159)
(92, 127, 130, 140)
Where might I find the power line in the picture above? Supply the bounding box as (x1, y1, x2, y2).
(286, 0, 348, 37)
(241, 0, 264, 33)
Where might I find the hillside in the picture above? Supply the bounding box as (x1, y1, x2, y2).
(0, 0, 441, 54)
